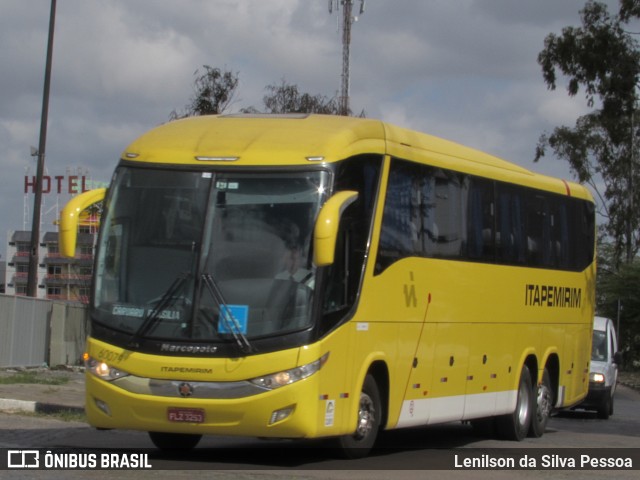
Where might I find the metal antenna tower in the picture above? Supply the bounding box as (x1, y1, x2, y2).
(329, 0, 365, 116)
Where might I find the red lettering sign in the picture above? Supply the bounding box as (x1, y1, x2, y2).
(24, 175, 90, 195)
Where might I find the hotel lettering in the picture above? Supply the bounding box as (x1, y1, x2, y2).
(24, 175, 90, 195)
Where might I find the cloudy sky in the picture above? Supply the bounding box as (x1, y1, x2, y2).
(0, 0, 622, 240)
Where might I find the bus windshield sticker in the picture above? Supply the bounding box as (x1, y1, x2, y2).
(218, 304, 249, 335)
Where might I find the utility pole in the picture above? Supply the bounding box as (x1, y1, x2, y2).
(27, 0, 57, 297)
(329, 0, 365, 116)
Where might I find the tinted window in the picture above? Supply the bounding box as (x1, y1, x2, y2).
(375, 157, 595, 274)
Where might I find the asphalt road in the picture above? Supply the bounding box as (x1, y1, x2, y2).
(1, 385, 639, 479)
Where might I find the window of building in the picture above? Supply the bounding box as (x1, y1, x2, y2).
(47, 287, 62, 296)
(48, 265, 62, 276)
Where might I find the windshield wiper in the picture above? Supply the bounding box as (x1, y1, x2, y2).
(128, 273, 189, 348)
(201, 273, 253, 354)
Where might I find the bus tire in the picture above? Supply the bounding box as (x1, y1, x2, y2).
(335, 374, 381, 459)
(497, 364, 534, 441)
(148, 432, 202, 450)
(529, 368, 553, 437)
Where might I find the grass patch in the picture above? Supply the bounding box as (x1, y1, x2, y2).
(0, 371, 70, 386)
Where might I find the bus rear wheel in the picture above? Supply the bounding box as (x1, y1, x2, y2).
(148, 432, 202, 450)
(497, 364, 534, 441)
(335, 374, 381, 459)
(529, 368, 553, 437)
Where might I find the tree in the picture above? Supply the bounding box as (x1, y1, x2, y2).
(244, 79, 341, 115)
(536, 1, 640, 265)
(598, 242, 640, 366)
(170, 65, 239, 119)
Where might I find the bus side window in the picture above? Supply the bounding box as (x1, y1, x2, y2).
(467, 178, 494, 261)
(495, 185, 525, 265)
(524, 194, 543, 266)
(432, 171, 464, 258)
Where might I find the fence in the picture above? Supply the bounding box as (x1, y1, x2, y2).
(0, 294, 88, 368)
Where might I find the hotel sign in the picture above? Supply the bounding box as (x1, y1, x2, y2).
(24, 175, 90, 195)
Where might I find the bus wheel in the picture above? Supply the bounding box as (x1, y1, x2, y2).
(529, 368, 553, 437)
(148, 432, 202, 450)
(335, 374, 381, 459)
(497, 364, 534, 441)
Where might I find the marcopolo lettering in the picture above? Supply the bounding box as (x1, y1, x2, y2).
(524, 284, 582, 308)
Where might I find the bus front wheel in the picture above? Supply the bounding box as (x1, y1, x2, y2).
(335, 374, 381, 459)
(497, 364, 534, 441)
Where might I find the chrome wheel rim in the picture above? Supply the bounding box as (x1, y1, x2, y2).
(355, 392, 376, 440)
(517, 378, 531, 426)
(536, 384, 552, 422)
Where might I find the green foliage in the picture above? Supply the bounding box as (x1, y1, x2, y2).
(170, 65, 239, 119)
(259, 79, 340, 115)
(536, 1, 640, 265)
(0, 371, 69, 385)
(172, 67, 364, 119)
(598, 248, 640, 367)
(538, 1, 640, 119)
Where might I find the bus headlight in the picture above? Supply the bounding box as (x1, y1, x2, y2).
(84, 354, 130, 381)
(590, 372, 605, 384)
(250, 352, 329, 390)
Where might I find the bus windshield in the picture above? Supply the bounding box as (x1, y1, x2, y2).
(94, 166, 329, 345)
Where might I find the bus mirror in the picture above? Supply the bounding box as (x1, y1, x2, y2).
(59, 188, 107, 258)
(314, 190, 358, 267)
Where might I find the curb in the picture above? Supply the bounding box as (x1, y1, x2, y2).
(0, 398, 84, 416)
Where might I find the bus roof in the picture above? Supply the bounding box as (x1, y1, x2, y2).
(122, 114, 592, 201)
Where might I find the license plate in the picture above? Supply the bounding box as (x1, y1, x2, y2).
(167, 407, 205, 423)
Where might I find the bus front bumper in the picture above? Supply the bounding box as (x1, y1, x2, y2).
(84, 372, 322, 439)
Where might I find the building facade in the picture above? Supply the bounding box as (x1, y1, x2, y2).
(5, 228, 96, 304)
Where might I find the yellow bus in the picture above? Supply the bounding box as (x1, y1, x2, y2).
(60, 114, 595, 457)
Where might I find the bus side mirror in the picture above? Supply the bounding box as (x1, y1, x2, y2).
(313, 190, 358, 267)
(59, 188, 107, 258)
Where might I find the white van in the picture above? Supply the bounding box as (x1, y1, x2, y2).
(580, 316, 622, 419)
